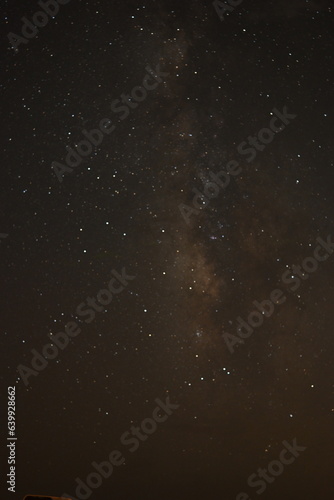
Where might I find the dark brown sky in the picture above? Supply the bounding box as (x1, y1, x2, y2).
(1, 1, 334, 499)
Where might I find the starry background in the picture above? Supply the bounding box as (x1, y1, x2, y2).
(1, 0, 334, 499)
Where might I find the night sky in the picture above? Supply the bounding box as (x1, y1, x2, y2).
(1, 1, 334, 499)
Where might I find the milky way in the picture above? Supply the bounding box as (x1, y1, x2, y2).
(1, 1, 334, 499)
